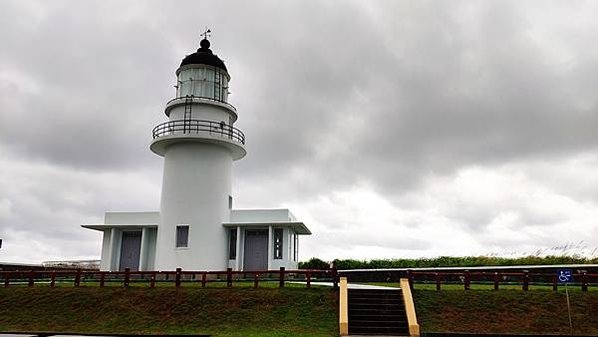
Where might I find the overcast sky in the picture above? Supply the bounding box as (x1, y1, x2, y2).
(1, 0, 598, 264)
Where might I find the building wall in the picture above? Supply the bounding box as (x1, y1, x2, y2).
(225, 225, 299, 271)
(110, 228, 122, 271)
(156, 142, 232, 270)
(140, 228, 157, 271)
(231, 209, 296, 223)
(99, 229, 112, 271)
(269, 227, 298, 270)
(105, 212, 160, 224)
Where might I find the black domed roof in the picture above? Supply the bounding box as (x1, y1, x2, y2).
(180, 38, 227, 71)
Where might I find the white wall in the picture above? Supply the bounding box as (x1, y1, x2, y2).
(168, 102, 235, 125)
(156, 142, 232, 271)
(231, 209, 295, 223)
(99, 229, 112, 271)
(269, 227, 298, 270)
(105, 212, 159, 224)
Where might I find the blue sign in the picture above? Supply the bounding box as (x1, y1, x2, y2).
(557, 269, 573, 283)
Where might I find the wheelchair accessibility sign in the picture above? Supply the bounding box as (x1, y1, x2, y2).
(558, 269, 573, 283)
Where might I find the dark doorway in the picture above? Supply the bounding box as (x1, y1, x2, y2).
(243, 230, 268, 270)
(119, 231, 142, 271)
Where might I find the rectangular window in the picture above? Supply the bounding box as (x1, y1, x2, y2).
(228, 228, 237, 259)
(293, 234, 298, 261)
(288, 232, 292, 259)
(228, 195, 233, 209)
(274, 228, 283, 259)
(176, 225, 189, 248)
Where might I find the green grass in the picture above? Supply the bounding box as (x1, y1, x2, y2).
(0, 287, 339, 337)
(413, 289, 598, 335)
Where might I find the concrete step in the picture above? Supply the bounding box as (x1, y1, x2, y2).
(347, 288, 409, 336)
(348, 326, 409, 335)
(349, 313, 407, 322)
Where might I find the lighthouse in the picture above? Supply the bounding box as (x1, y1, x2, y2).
(84, 34, 311, 272)
(150, 37, 245, 270)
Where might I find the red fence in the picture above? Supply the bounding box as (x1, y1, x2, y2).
(0, 267, 338, 289)
(406, 270, 597, 291)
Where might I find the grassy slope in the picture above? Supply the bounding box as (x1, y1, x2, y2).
(0, 287, 339, 337)
(414, 289, 598, 335)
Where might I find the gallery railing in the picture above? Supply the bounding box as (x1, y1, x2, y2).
(152, 119, 246, 145)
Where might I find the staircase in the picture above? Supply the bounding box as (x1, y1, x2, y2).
(348, 288, 409, 336)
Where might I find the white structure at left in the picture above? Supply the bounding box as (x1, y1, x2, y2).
(83, 36, 311, 272)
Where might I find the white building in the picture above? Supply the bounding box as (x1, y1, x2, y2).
(83, 37, 311, 272)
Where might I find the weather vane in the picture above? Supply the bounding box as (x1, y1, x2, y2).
(200, 27, 211, 40)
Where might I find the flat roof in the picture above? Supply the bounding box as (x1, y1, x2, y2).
(222, 221, 311, 235)
(82, 224, 158, 231)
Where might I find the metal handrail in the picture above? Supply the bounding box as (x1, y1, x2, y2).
(152, 119, 245, 145)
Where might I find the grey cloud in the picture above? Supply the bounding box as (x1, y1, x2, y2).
(2, 0, 598, 262)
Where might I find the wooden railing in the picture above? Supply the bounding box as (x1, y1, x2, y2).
(0, 267, 339, 289)
(405, 270, 597, 291)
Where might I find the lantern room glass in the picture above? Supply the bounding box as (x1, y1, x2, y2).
(177, 67, 229, 102)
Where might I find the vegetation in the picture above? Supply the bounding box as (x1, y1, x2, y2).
(299, 255, 598, 270)
(0, 287, 339, 337)
(298, 257, 331, 270)
(414, 289, 598, 334)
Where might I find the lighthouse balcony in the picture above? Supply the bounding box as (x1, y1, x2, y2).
(150, 119, 246, 159)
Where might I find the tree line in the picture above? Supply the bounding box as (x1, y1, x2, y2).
(299, 255, 598, 270)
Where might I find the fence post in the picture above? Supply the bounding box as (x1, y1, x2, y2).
(254, 273, 259, 288)
(332, 262, 339, 290)
(582, 271, 588, 292)
(150, 272, 156, 288)
(407, 270, 414, 289)
(552, 274, 558, 292)
(100, 272, 105, 287)
(435, 273, 441, 291)
(227, 267, 233, 287)
(175, 268, 182, 288)
(306, 272, 311, 288)
(3, 273, 9, 287)
(279, 267, 285, 288)
(28, 270, 35, 287)
(74, 268, 82, 287)
(201, 272, 207, 287)
(522, 272, 529, 291)
(124, 268, 130, 287)
(464, 270, 470, 291)
(50, 271, 56, 288)
(494, 272, 500, 291)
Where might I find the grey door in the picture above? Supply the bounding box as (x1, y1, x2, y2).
(244, 230, 268, 271)
(119, 231, 142, 271)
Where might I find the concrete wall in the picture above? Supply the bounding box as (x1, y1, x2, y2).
(225, 225, 299, 271)
(156, 142, 232, 270)
(231, 209, 296, 223)
(99, 229, 112, 271)
(105, 212, 159, 224)
(140, 228, 157, 271)
(270, 227, 298, 270)
(97, 225, 157, 272)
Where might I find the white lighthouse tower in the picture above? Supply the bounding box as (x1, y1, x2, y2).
(150, 36, 245, 270)
(83, 34, 311, 272)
